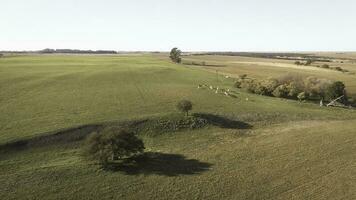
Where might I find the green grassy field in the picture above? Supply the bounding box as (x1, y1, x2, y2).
(181, 54, 356, 97)
(1, 54, 356, 199)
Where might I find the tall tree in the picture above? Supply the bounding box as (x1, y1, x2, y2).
(324, 81, 346, 102)
(170, 47, 182, 63)
(176, 100, 193, 116)
(83, 129, 145, 166)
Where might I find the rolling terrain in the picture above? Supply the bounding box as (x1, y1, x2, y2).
(1, 54, 356, 199)
(182, 54, 356, 97)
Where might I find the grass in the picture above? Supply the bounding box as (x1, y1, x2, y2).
(1, 54, 356, 199)
(1, 120, 355, 199)
(181, 54, 356, 96)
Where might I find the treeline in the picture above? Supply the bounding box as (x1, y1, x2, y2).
(40, 49, 117, 54)
(295, 61, 349, 73)
(234, 74, 350, 104)
(0, 49, 118, 54)
(191, 52, 332, 62)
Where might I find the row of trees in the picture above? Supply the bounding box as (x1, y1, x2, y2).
(234, 74, 348, 103)
(294, 59, 313, 66)
(40, 48, 117, 54)
(295, 61, 349, 73)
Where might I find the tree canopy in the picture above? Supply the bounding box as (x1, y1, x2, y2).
(83, 128, 145, 166)
(324, 81, 346, 102)
(177, 100, 193, 116)
(170, 48, 182, 63)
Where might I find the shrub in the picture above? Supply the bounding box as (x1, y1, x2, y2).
(238, 74, 247, 79)
(241, 79, 257, 93)
(297, 92, 307, 101)
(177, 100, 193, 116)
(347, 97, 356, 106)
(234, 79, 243, 88)
(286, 82, 301, 99)
(232, 74, 349, 104)
(294, 61, 302, 65)
(334, 66, 343, 71)
(272, 84, 289, 98)
(324, 81, 346, 102)
(278, 74, 303, 86)
(261, 78, 279, 95)
(321, 64, 330, 68)
(303, 76, 331, 99)
(305, 59, 313, 66)
(83, 129, 145, 166)
(254, 83, 269, 95)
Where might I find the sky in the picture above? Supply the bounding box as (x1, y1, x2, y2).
(1, 0, 356, 52)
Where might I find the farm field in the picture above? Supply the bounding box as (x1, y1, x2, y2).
(1, 54, 356, 199)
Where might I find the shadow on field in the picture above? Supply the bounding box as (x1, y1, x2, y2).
(0, 125, 103, 153)
(193, 113, 252, 129)
(105, 152, 212, 176)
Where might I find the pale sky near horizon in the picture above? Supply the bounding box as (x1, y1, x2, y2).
(1, 0, 356, 51)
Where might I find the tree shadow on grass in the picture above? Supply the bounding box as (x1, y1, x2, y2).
(104, 152, 212, 176)
(193, 113, 252, 129)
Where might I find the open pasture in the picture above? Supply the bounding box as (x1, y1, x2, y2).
(1, 54, 356, 199)
(182, 54, 356, 97)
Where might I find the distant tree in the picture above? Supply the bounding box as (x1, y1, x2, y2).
(305, 59, 313, 66)
(321, 64, 330, 69)
(177, 100, 193, 116)
(294, 61, 302, 65)
(40, 48, 55, 54)
(324, 81, 346, 102)
(0, 53, 3, 58)
(83, 129, 145, 166)
(170, 48, 182, 63)
(334, 66, 343, 71)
